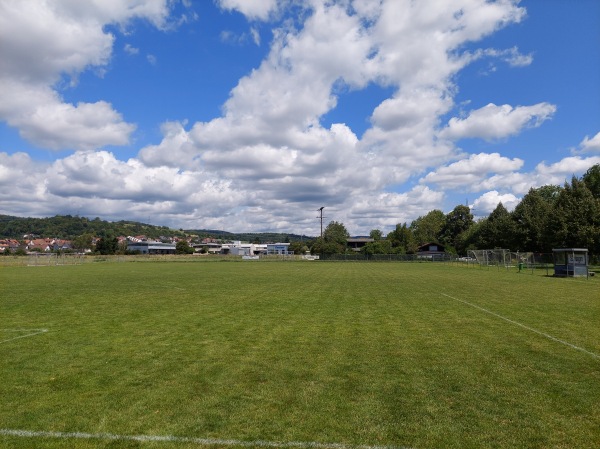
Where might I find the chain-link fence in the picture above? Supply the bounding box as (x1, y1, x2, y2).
(317, 253, 454, 262)
(2, 251, 592, 277)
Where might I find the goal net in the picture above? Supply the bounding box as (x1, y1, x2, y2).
(469, 249, 519, 267)
(466, 250, 554, 272)
(27, 253, 85, 266)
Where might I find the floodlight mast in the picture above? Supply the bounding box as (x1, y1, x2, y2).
(317, 207, 325, 239)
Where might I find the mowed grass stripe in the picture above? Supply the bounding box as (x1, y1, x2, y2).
(1, 261, 599, 448)
(417, 264, 600, 358)
(440, 292, 600, 359)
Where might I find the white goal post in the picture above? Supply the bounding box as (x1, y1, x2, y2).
(467, 249, 536, 268)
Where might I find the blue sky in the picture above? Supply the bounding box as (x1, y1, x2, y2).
(1, 0, 599, 236)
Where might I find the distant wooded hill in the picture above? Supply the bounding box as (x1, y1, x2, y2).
(0, 215, 312, 243)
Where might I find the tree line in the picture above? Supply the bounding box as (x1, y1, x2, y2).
(301, 164, 600, 260)
(0, 215, 304, 244)
(0, 215, 179, 240)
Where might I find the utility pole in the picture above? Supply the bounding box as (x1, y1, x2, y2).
(317, 207, 325, 238)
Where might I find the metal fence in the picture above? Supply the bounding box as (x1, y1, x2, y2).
(318, 253, 454, 262)
(1, 252, 594, 277)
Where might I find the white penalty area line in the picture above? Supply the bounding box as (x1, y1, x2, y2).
(441, 293, 600, 360)
(0, 328, 48, 344)
(0, 429, 415, 449)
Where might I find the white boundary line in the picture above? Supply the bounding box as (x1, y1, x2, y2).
(0, 429, 414, 449)
(440, 293, 600, 360)
(0, 328, 48, 344)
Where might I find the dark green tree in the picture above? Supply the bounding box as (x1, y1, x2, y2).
(386, 223, 415, 253)
(312, 221, 349, 254)
(546, 176, 600, 253)
(441, 205, 474, 253)
(460, 219, 484, 252)
(582, 163, 600, 198)
(512, 186, 559, 252)
(410, 210, 445, 245)
(473, 203, 516, 250)
(369, 229, 383, 240)
(288, 240, 309, 255)
(361, 239, 392, 255)
(176, 240, 194, 254)
(72, 233, 94, 253)
(323, 221, 349, 244)
(537, 184, 562, 202)
(95, 236, 118, 255)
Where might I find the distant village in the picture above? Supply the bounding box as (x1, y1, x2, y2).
(0, 235, 294, 256)
(0, 233, 451, 260)
(1, 236, 77, 253)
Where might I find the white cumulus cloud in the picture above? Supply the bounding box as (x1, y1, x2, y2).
(472, 191, 520, 215)
(440, 102, 556, 141)
(421, 153, 524, 189)
(577, 131, 600, 154)
(0, 0, 171, 151)
(535, 156, 600, 180)
(216, 0, 279, 21)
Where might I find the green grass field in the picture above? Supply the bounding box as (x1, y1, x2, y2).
(1, 261, 599, 449)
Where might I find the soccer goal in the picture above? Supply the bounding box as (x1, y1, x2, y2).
(468, 249, 516, 268)
(467, 250, 556, 275)
(27, 253, 85, 266)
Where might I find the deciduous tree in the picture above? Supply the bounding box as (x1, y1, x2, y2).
(288, 241, 309, 255)
(441, 205, 473, 253)
(546, 177, 600, 253)
(369, 229, 383, 240)
(410, 210, 445, 245)
(472, 203, 515, 250)
(582, 163, 600, 198)
(176, 240, 194, 254)
(95, 236, 118, 255)
(72, 233, 94, 253)
(312, 221, 349, 254)
(512, 186, 558, 252)
(387, 223, 415, 253)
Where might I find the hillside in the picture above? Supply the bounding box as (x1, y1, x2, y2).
(0, 215, 312, 243)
